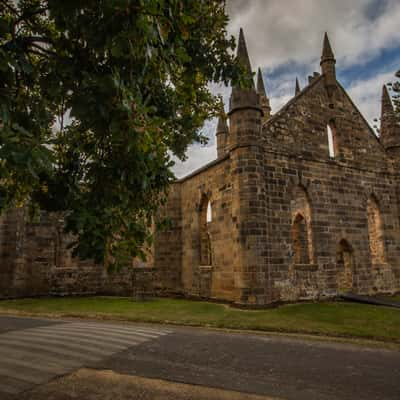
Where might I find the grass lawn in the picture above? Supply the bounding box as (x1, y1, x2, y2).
(0, 296, 399, 343)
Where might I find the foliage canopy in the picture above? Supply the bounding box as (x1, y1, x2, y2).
(0, 0, 242, 266)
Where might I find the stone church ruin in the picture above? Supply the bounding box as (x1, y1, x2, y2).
(1, 30, 399, 306)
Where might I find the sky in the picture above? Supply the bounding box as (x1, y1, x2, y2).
(172, 0, 400, 178)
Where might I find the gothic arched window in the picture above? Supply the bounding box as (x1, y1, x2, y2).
(290, 185, 314, 264)
(367, 195, 385, 265)
(292, 213, 310, 264)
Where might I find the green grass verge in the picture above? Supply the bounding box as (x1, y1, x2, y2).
(0, 297, 399, 343)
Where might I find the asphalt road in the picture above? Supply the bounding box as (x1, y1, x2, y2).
(0, 316, 171, 398)
(0, 315, 399, 400)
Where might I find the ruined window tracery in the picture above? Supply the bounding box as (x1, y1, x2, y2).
(367, 196, 385, 265)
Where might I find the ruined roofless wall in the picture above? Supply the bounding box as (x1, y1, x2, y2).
(0, 209, 154, 299)
(153, 155, 241, 302)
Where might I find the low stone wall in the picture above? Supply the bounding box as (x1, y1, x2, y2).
(0, 209, 155, 299)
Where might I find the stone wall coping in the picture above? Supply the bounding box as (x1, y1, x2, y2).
(176, 154, 229, 183)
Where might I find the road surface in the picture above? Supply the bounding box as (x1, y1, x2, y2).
(0, 315, 399, 400)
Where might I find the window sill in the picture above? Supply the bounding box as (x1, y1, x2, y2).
(199, 265, 213, 270)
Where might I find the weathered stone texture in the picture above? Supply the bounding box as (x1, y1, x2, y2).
(260, 77, 400, 302)
(0, 210, 154, 299)
(0, 209, 51, 298)
(178, 157, 238, 301)
(152, 183, 182, 295)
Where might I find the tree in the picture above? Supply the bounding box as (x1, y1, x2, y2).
(0, 1, 243, 267)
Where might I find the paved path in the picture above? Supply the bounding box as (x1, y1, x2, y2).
(0, 317, 171, 397)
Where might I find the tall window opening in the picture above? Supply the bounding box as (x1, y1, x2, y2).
(291, 185, 314, 264)
(292, 213, 310, 264)
(327, 121, 338, 158)
(206, 201, 212, 223)
(336, 239, 354, 292)
(367, 196, 385, 265)
(199, 195, 212, 266)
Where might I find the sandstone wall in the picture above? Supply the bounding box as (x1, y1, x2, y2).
(263, 153, 400, 302)
(0, 210, 154, 299)
(262, 78, 400, 302)
(0, 209, 51, 298)
(176, 157, 239, 301)
(152, 183, 183, 295)
(228, 106, 270, 305)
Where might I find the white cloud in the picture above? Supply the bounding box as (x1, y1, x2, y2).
(226, 0, 400, 70)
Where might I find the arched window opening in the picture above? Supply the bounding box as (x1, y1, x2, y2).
(291, 185, 314, 264)
(206, 201, 212, 223)
(199, 195, 212, 266)
(292, 213, 310, 264)
(367, 196, 385, 265)
(336, 239, 354, 292)
(327, 121, 338, 158)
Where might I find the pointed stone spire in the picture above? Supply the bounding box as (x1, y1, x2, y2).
(237, 28, 253, 86)
(229, 28, 259, 115)
(256, 68, 271, 120)
(228, 29, 262, 152)
(380, 85, 400, 153)
(295, 78, 301, 95)
(321, 32, 335, 62)
(320, 32, 337, 94)
(382, 85, 393, 113)
(256, 68, 266, 96)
